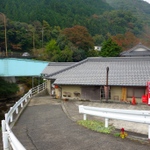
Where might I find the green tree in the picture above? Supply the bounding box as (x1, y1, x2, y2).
(0, 78, 19, 98)
(100, 38, 122, 57)
(45, 39, 61, 61)
(72, 48, 86, 62)
(59, 46, 73, 62)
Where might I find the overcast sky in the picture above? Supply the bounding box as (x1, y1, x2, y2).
(143, 0, 150, 4)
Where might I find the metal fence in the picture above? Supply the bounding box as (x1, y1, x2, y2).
(79, 105, 150, 139)
(1, 82, 46, 150)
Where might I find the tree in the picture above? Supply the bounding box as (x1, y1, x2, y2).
(62, 25, 94, 51)
(100, 38, 122, 57)
(0, 78, 19, 98)
(112, 32, 139, 50)
(59, 46, 73, 62)
(93, 34, 104, 46)
(45, 39, 61, 61)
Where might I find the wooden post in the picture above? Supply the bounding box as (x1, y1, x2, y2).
(105, 67, 109, 102)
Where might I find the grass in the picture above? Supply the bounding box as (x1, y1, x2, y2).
(77, 120, 115, 134)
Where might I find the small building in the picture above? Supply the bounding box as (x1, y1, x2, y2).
(44, 57, 150, 103)
(120, 43, 150, 57)
(94, 46, 102, 51)
(42, 62, 76, 95)
(43, 44, 150, 103)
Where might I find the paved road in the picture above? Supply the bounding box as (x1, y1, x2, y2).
(12, 96, 150, 150)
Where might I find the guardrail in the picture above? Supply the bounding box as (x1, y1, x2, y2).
(79, 105, 150, 139)
(1, 82, 46, 150)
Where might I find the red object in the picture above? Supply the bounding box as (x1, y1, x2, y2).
(147, 82, 150, 105)
(55, 85, 59, 88)
(131, 96, 136, 105)
(142, 82, 150, 105)
(121, 128, 124, 132)
(142, 95, 148, 104)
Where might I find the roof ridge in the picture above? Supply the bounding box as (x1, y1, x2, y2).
(122, 44, 150, 55)
(45, 58, 88, 78)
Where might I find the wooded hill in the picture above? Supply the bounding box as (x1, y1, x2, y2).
(106, 0, 150, 25)
(1, 0, 112, 28)
(1, 0, 149, 36)
(1, 0, 150, 62)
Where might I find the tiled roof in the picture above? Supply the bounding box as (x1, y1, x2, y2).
(41, 62, 76, 76)
(120, 43, 150, 57)
(46, 57, 150, 86)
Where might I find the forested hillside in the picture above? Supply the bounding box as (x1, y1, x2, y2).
(106, 0, 150, 24)
(1, 0, 112, 27)
(0, 0, 150, 62)
(0, 0, 145, 35)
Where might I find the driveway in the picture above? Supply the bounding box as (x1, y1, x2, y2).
(11, 97, 150, 150)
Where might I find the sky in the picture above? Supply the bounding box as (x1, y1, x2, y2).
(143, 0, 150, 4)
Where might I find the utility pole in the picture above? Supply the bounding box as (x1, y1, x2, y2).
(41, 27, 44, 51)
(33, 30, 35, 50)
(0, 12, 8, 56)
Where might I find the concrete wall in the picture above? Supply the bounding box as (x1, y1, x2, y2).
(53, 83, 143, 103)
(111, 86, 143, 103)
(54, 85, 81, 100)
(46, 80, 51, 95)
(62, 85, 81, 100)
(111, 86, 122, 101)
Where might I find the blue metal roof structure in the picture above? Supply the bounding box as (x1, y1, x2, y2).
(0, 58, 49, 77)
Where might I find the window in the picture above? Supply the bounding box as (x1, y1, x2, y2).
(127, 87, 145, 98)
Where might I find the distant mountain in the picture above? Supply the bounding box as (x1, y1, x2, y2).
(105, 0, 150, 25)
(1, 0, 112, 27)
(1, 0, 150, 37)
(1, 0, 150, 58)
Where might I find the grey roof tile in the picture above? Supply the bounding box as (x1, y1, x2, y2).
(46, 57, 150, 86)
(42, 62, 76, 76)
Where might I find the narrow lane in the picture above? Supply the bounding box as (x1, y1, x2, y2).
(12, 97, 150, 150)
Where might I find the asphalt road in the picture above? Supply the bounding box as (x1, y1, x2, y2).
(10, 97, 150, 150)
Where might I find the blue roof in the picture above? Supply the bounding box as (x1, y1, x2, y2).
(0, 58, 49, 77)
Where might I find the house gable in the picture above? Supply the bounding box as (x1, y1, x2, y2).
(120, 43, 150, 57)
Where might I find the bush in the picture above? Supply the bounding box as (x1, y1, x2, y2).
(0, 78, 19, 98)
(77, 120, 115, 134)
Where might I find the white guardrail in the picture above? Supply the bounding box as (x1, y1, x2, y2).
(1, 82, 46, 150)
(79, 105, 150, 139)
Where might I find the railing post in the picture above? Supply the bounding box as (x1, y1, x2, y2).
(83, 114, 87, 120)
(105, 118, 109, 128)
(5, 114, 8, 124)
(15, 102, 19, 114)
(10, 107, 13, 122)
(1, 120, 9, 150)
(30, 89, 32, 97)
(148, 125, 150, 140)
(43, 82, 46, 90)
(25, 98, 27, 103)
(38, 85, 39, 93)
(21, 101, 23, 108)
(29, 90, 31, 98)
(16, 108, 18, 114)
